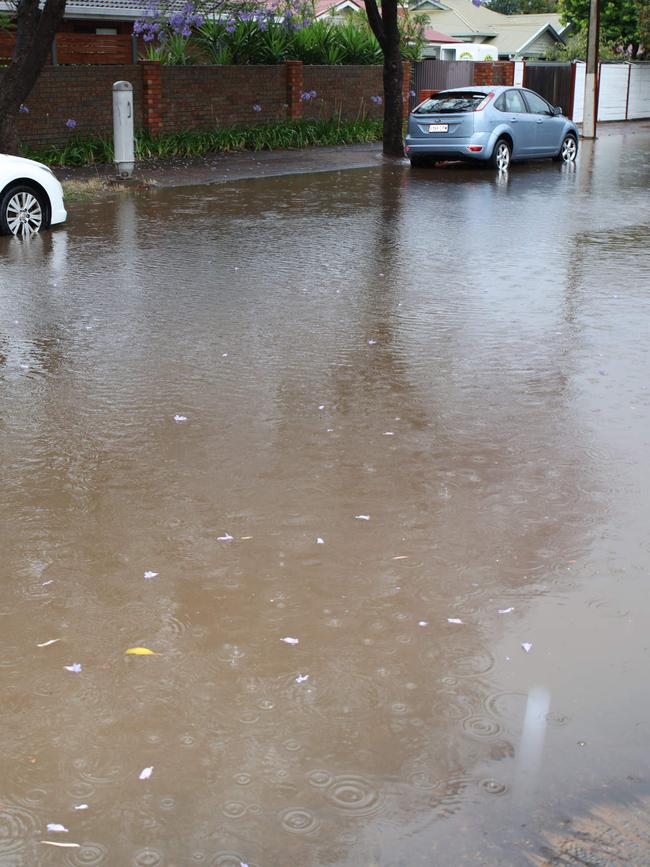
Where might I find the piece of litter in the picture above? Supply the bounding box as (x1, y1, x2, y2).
(125, 647, 157, 655)
(64, 663, 82, 673)
(39, 842, 80, 848)
(447, 618, 463, 625)
(42, 580, 53, 586)
(139, 766, 154, 780)
(174, 415, 188, 422)
(281, 637, 299, 645)
(144, 571, 158, 580)
(295, 674, 309, 683)
(498, 607, 514, 614)
(37, 639, 60, 648)
(73, 804, 89, 811)
(521, 642, 533, 653)
(354, 515, 370, 521)
(46, 824, 69, 833)
(241, 862, 249, 867)
(383, 432, 395, 436)
(217, 533, 234, 541)
(316, 537, 324, 545)
(418, 621, 429, 627)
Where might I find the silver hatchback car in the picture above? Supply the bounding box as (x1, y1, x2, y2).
(405, 85, 579, 170)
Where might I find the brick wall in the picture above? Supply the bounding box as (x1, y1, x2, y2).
(7, 65, 144, 147)
(474, 61, 515, 87)
(161, 65, 288, 131)
(302, 66, 384, 121)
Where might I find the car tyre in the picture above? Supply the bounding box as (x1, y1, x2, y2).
(553, 134, 578, 163)
(409, 155, 429, 168)
(490, 138, 511, 172)
(0, 184, 48, 237)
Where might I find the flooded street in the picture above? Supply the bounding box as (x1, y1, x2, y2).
(1, 128, 650, 866)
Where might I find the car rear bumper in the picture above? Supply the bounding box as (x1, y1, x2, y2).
(405, 132, 492, 162)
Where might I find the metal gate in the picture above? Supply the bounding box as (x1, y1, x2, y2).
(523, 63, 573, 115)
(410, 60, 475, 109)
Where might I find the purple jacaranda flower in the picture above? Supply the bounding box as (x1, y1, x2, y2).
(65, 118, 77, 129)
(19, 104, 29, 114)
(252, 104, 262, 112)
(370, 95, 382, 105)
(309, 89, 317, 98)
(226, 20, 236, 32)
(64, 663, 82, 673)
(409, 90, 416, 97)
(472, 0, 481, 6)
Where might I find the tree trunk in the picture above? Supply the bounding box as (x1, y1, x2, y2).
(382, 42, 404, 158)
(0, 0, 67, 154)
(364, 0, 404, 159)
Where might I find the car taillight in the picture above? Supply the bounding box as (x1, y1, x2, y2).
(467, 145, 483, 152)
(474, 92, 495, 112)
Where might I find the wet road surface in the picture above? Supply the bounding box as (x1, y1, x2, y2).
(1, 127, 650, 866)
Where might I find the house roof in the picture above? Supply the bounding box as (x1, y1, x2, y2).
(423, 27, 463, 43)
(415, 0, 566, 53)
(314, 0, 363, 16)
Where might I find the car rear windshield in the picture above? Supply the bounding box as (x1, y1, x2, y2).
(413, 92, 488, 114)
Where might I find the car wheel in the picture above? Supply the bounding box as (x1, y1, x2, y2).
(0, 185, 48, 237)
(409, 155, 429, 168)
(553, 134, 578, 163)
(490, 138, 511, 171)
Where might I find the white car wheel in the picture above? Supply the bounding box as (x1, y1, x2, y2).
(0, 185, 46, 237)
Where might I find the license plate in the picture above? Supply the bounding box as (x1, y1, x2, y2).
(429, 124, 448, 133)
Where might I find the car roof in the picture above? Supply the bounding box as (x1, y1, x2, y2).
(436, 85, 514, 94)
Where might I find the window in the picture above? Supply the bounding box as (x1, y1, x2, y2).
(505, 90, 527, 113)
(414, 91, 490, 114)
(523, 91, 552, 115)
(494, 94, 506, 112)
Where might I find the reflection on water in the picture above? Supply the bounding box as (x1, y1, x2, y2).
(1, 131, 650, 865)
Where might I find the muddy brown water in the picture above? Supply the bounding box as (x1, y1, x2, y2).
(1, 130, 650, 866)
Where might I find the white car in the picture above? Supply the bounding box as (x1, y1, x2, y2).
(0, 154, 67, 237)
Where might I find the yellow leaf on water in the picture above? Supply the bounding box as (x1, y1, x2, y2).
(125, 647, 157, 655)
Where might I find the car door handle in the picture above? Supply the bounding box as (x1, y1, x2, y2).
(510, 117, 518, 122)
(536, 118, 543, 124)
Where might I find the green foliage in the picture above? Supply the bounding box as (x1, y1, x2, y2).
(558, 0, 640, 50)
(544, 28, 622, 58)
(20, 118, 383, 166)
(149, 13, 420, 66)
(640, 0, 650, 55)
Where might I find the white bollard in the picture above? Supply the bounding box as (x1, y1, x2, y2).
(112, 81, 135, 178)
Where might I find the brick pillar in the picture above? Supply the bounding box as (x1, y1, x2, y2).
(285, 60, 303, 120)
(503, 61, 515, 86)
(402, 61, 411, 108)
(141, 60, 163, 134)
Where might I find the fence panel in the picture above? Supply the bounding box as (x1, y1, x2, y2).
(411, 59, 474, 107)
(56, 33, 133, 64)
(597, 63, 629, 120)
(626, 63, 650, 119)
(523, 62, 573, 115)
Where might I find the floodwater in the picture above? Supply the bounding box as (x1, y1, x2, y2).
(1, 129, 650, 867)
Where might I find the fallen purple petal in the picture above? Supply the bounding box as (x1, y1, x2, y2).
(295, 673, 309, 683)
(37, 638, 60, 647)
(354, 515, 370, 521)
(281, 636, 299, 645)
(316, 537, 324, 544)
(64, 663, 82, 673)
(498, 607, 514, 614)
(73, 804, 89, 810)
(46, 823, 69, 833)
(144, 570, 158, 580)
(174, 414, 188, 422)
(447, 618, 463, 625)
(217, 533, 234, 541)
(521, 642, 533, 653)
(139, 766, 154, 780)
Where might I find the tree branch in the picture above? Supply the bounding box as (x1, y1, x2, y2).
(364, 0, 386, 49)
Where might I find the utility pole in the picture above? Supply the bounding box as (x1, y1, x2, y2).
(582, 0, 600, 138)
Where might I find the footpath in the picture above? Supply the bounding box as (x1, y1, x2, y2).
(57, 121, 649, 192)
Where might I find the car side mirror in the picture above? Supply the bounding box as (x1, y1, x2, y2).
(552, 106, 563, 116)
